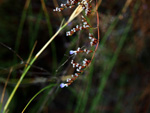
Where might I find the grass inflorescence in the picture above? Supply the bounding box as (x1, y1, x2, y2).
(1, 0, 149, 113)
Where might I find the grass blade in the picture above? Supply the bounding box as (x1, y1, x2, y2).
(22, 84, 56, 113)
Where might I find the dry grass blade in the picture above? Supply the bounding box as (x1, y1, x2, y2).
(25, 41, 37, 68)
(67, 5, 83, 24)
(1, 68, 13, 105)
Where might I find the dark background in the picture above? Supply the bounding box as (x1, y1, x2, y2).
(0, 0, 150, 113)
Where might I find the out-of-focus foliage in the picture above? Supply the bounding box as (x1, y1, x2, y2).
(0, 0, 150, 113)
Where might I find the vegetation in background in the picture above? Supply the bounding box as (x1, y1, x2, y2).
(0, 0, 150, 113)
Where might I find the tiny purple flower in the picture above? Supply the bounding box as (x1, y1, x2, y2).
(60, 83, 66, 88)
(60, 83, 68, 88)
(70, 50, 75, 55)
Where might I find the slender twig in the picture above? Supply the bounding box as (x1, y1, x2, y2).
(21, 84, 56, 113)
(91, 0, 100, 61)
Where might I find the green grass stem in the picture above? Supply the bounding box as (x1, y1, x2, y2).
(89, 13, 134, 113)
(28, 4, 34, 41)
(22, 84, 56, 113)
(3, 57, 36, 113)
(29, 8, 43, 49)
(41, 0, 57, 73)
(114, 74, 126, 113)
(15, 0, 31, 57)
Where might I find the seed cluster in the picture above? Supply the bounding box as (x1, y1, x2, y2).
(69, 47, 93, 55)
(53, 0, 93, 16)
(89, 33, 98, 46)
(60, 58, 91, 88)
(53, 0, 98, 88)
(66, 15, 91, 36)
(60, 37, 96, 88)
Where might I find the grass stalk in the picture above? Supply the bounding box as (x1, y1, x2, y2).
(3, 57, 36, 113)
(0, 68, 13, 112)
(25, 41, 37, 68)
(29, 8, 43, 49)
(22, 84, 56, 113)
(15, 0, 31, 56)
(114, 74, 126, 113)
(41, 0, 53, 36)
(41, 0, 57, 73)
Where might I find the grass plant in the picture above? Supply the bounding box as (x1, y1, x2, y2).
(2, 0, 87, 112)
(0, 0, 147, 113)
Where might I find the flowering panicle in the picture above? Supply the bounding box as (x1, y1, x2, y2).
(89, 33, 98, 46)
(80, 0, 92, 15)
(81, 15, 91, 28)
(60, 58, 91, 88)
(53, 0, 93, 16)
(66, 15, 91, 36)
(69, 47, 92, 55)
(53, 0, 98, 88)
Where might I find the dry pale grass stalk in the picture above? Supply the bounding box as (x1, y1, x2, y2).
(35, 1, 84, 58)
(1, 68, 13, 104)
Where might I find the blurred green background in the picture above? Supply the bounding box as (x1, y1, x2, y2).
(0, 0, 150, 113)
